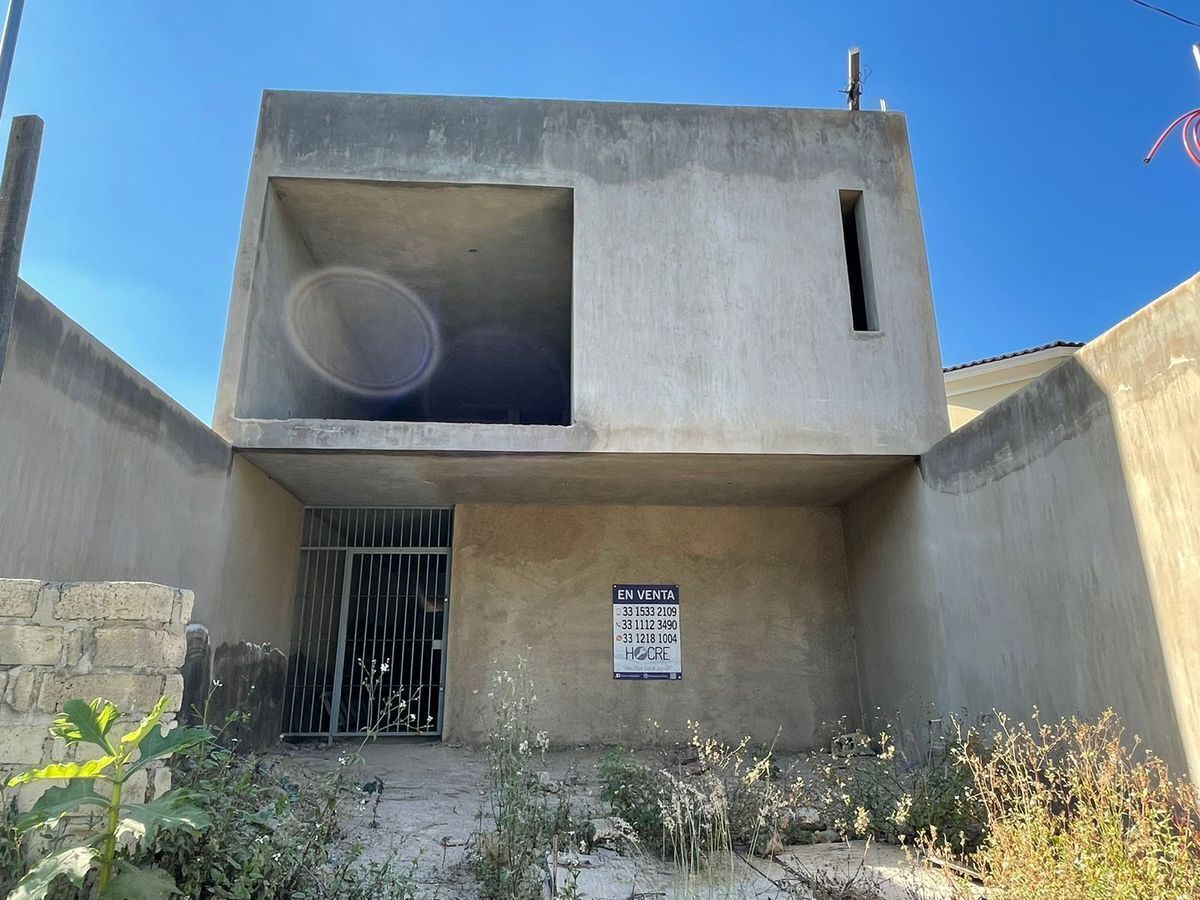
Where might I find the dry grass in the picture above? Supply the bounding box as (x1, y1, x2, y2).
(958, 708, 1200, 899)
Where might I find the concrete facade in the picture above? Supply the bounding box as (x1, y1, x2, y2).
(214, 92, 948, 506)
(444, 505, 856, 748)
(846, 274, 1200, 776)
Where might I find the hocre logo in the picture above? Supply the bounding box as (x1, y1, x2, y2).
(625, 646, 669, 661)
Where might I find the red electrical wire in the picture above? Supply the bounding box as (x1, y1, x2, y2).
(1144, 108, 1200, 166)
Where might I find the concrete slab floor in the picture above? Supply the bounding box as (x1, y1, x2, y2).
(276, 741, 977, 900)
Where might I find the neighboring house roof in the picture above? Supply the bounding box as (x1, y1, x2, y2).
(943, 340, 1085, 373)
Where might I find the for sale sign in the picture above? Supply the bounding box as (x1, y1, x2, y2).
(612, 584, 682, 680)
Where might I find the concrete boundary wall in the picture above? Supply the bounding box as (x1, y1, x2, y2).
(844, 273, 1200, 777)
(0, 579, 189, 807)
(0, 283, 304, 743)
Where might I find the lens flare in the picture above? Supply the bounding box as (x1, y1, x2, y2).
(285, 266, 439, 397)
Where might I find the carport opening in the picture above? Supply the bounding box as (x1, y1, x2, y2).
(247, 178, 574, 425)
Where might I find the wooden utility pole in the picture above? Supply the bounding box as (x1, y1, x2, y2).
(847, 47, 862, 110)
(0, 114, 42, 384)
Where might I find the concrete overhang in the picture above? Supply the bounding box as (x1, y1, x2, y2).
(239, 449, 910, 507)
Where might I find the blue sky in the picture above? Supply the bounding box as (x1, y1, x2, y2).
(5, 1, 1198, 422)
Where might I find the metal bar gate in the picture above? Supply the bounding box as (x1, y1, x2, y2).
(282, 507, 453, 738)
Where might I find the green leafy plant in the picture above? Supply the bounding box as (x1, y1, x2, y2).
(7, 695, 212, 899)
(597, 750, 666, 854)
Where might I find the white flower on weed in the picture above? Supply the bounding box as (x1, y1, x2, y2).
(853, 806, 872, 835)
(380, 662, 390, 673)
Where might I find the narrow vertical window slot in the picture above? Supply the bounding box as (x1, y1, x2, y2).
(839, 189, 878, 332)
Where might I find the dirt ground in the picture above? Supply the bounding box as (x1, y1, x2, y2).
(277, 740, 979, 900)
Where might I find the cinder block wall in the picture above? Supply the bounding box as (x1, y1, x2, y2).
(0, 579, 190, 807)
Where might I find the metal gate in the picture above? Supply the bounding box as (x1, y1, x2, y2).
(283, 507, 453, 738)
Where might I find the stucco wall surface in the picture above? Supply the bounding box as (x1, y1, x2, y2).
(0, 283, 303, 727)
(444, 504, 856, 748)
(845, 274, 1200, 777)
(217, 93, 947, 459)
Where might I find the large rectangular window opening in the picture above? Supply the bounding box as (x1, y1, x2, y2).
(246, 178, 574, 425)
(839, 189, 879, 332)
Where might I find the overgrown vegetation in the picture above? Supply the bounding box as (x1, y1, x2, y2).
(128, 678, 419, 899)
(5, 695, 212, 899)
(0, 784, 28, 897)
(806, 714, 984, 852)
(2, 683, 419, 900)
(8, 676, 1196, 900)
(595, 709, 1200, 899)
(598, 722, 814, 876)
(473, 658, 592, 900)
(958, 709, 1200, 899)
(597, 750, 665, 854)
(133, 730, 416, 898)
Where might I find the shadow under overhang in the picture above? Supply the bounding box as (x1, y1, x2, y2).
(238, 450, 912, 507)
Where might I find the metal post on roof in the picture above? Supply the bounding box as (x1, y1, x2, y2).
(847, 47, 862, 111)
(0, 0, 25, 122)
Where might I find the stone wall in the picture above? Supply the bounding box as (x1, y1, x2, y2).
(0, 579, 190, 805)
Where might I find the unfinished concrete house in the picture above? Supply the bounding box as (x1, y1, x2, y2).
(1, 93, 1196, 776)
